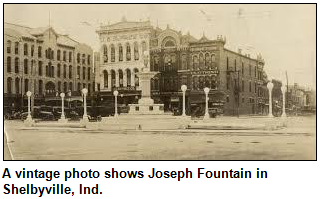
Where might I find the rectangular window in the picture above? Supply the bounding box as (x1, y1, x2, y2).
(242, 63, 244, 75)
(249, 82, 252, 92)
(249, 65, 252, 76)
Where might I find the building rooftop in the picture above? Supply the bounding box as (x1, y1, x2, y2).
(4, 22, 81, 48)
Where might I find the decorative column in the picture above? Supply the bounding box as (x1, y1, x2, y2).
(131, 43, 135, 61)
(281, 85, 287, 117)
(267, 81, 274, 118)
(123, 70, 128, 87)
(131, 69, 135, 87)
(115, 71, 120, 87)
(113, 90, 119, 117)
(82, 88, 89, 122)
(181, 85, 187, 117)
(107, 71, 112, 91)
(58, 93, 67, 123)
(203, 87, 210, 120)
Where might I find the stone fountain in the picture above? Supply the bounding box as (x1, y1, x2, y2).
(128, 52, 164, 114)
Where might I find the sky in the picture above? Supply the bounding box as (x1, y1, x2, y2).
(4, 4, 316, 89)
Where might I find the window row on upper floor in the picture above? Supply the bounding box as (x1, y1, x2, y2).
(6, 40, 91, 65)
(5, 56, 92, 81)
(150, 53, 217, 72)
(102, 41, 147, 63)
(226, 56, 262, 79)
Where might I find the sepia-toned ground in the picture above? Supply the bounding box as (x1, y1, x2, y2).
(3, 116, 316, 160)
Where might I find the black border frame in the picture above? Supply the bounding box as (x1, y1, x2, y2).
(2, 3, 317, 161)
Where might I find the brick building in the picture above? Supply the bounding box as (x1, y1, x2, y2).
(96, 18, 268, 116)
(4, 22, 94, 113)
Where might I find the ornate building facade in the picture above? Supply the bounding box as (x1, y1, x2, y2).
(96, 18, 268, 116)
(4, 22, 94, 110)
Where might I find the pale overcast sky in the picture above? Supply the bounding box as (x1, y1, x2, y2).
(4, 4, 316, 89)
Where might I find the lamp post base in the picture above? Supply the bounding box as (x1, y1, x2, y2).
(58, 116, 68, 123)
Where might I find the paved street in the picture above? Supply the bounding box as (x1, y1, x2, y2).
(3, 116, 316, 160)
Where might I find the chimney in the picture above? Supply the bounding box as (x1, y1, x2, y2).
(238, 48, 242, 54)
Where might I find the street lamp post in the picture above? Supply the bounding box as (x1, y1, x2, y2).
(113, 90, 119, 117)
(181, 85, 187, 117)
(267, 81, 274, 118)
(24, 91, 34, 124)
(281, 85, 287, 118)
(82, 88, 88, 121)
(58, 93, 67, 123)
(26, 91, 32, 120)
(203, 87, 210, 120)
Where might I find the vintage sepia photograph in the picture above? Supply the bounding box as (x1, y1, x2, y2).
(3, 4, 316, 160)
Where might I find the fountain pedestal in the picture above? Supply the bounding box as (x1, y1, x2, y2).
(128, 68, 164, 115)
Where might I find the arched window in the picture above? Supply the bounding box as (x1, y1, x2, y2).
(82, 54, 85, 64)
(88, 67, 91, 80)
(24, 44, 28, 56)
(211, 75, 217, 90)
(69, 52, 72, 62)
(7, 40, 11, 53)
(199, 76, 205, 90)
(119, 44, 123, 61)
(164, 40, 175, 47)
(205, 76, 211, 88)
(7, 77, 12, 94)
(134, 68, 139, 87)
(64, 82, 67, 93)
(15, 42, 19, 54)
(154, 56, 159, 71)
(31, 45, 34, 57)
(58, 81, 61, 92)
(134, 43, 139, 60)
(63, 65, 67, 78)
(39, 80, 43, 95)
(63, 51, 67, 61)
(103, 45, 108, 63)
(119, 70, 123, 87)
(77, 53, 80, 63)
(199, 53, 204, 69)
(111, 45, 115, 62)
(87, 55, 91, 65)
(103, 70, 108, 88)
(193, 55, 199, 71)
(205, 53, 210, 69)
(126, 69, 131, 87)
(38, 46, 42, 58)
(7, 56, 11, 73)
(15, 78, 20, 94)
(77, 66, 80, 79)
(57, 50, 61, 60)
(126, 43, 131, 61)
(193, 76, 198, 90)
(211, 54, 216, 70)
(142, 41, 147, 53)
(77, 83, 81, 92)
(69, 82, 73, 92)
(82, 67, 86, 79)
(181, 54, 187, 70)
(38, 61, 42, 76)
(51, 64, 54, 77)
(57, 64, 61, 77)
(24, 59, 28, 74)
(69, 65, 72, 79)
(24, 79, 29, 93)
